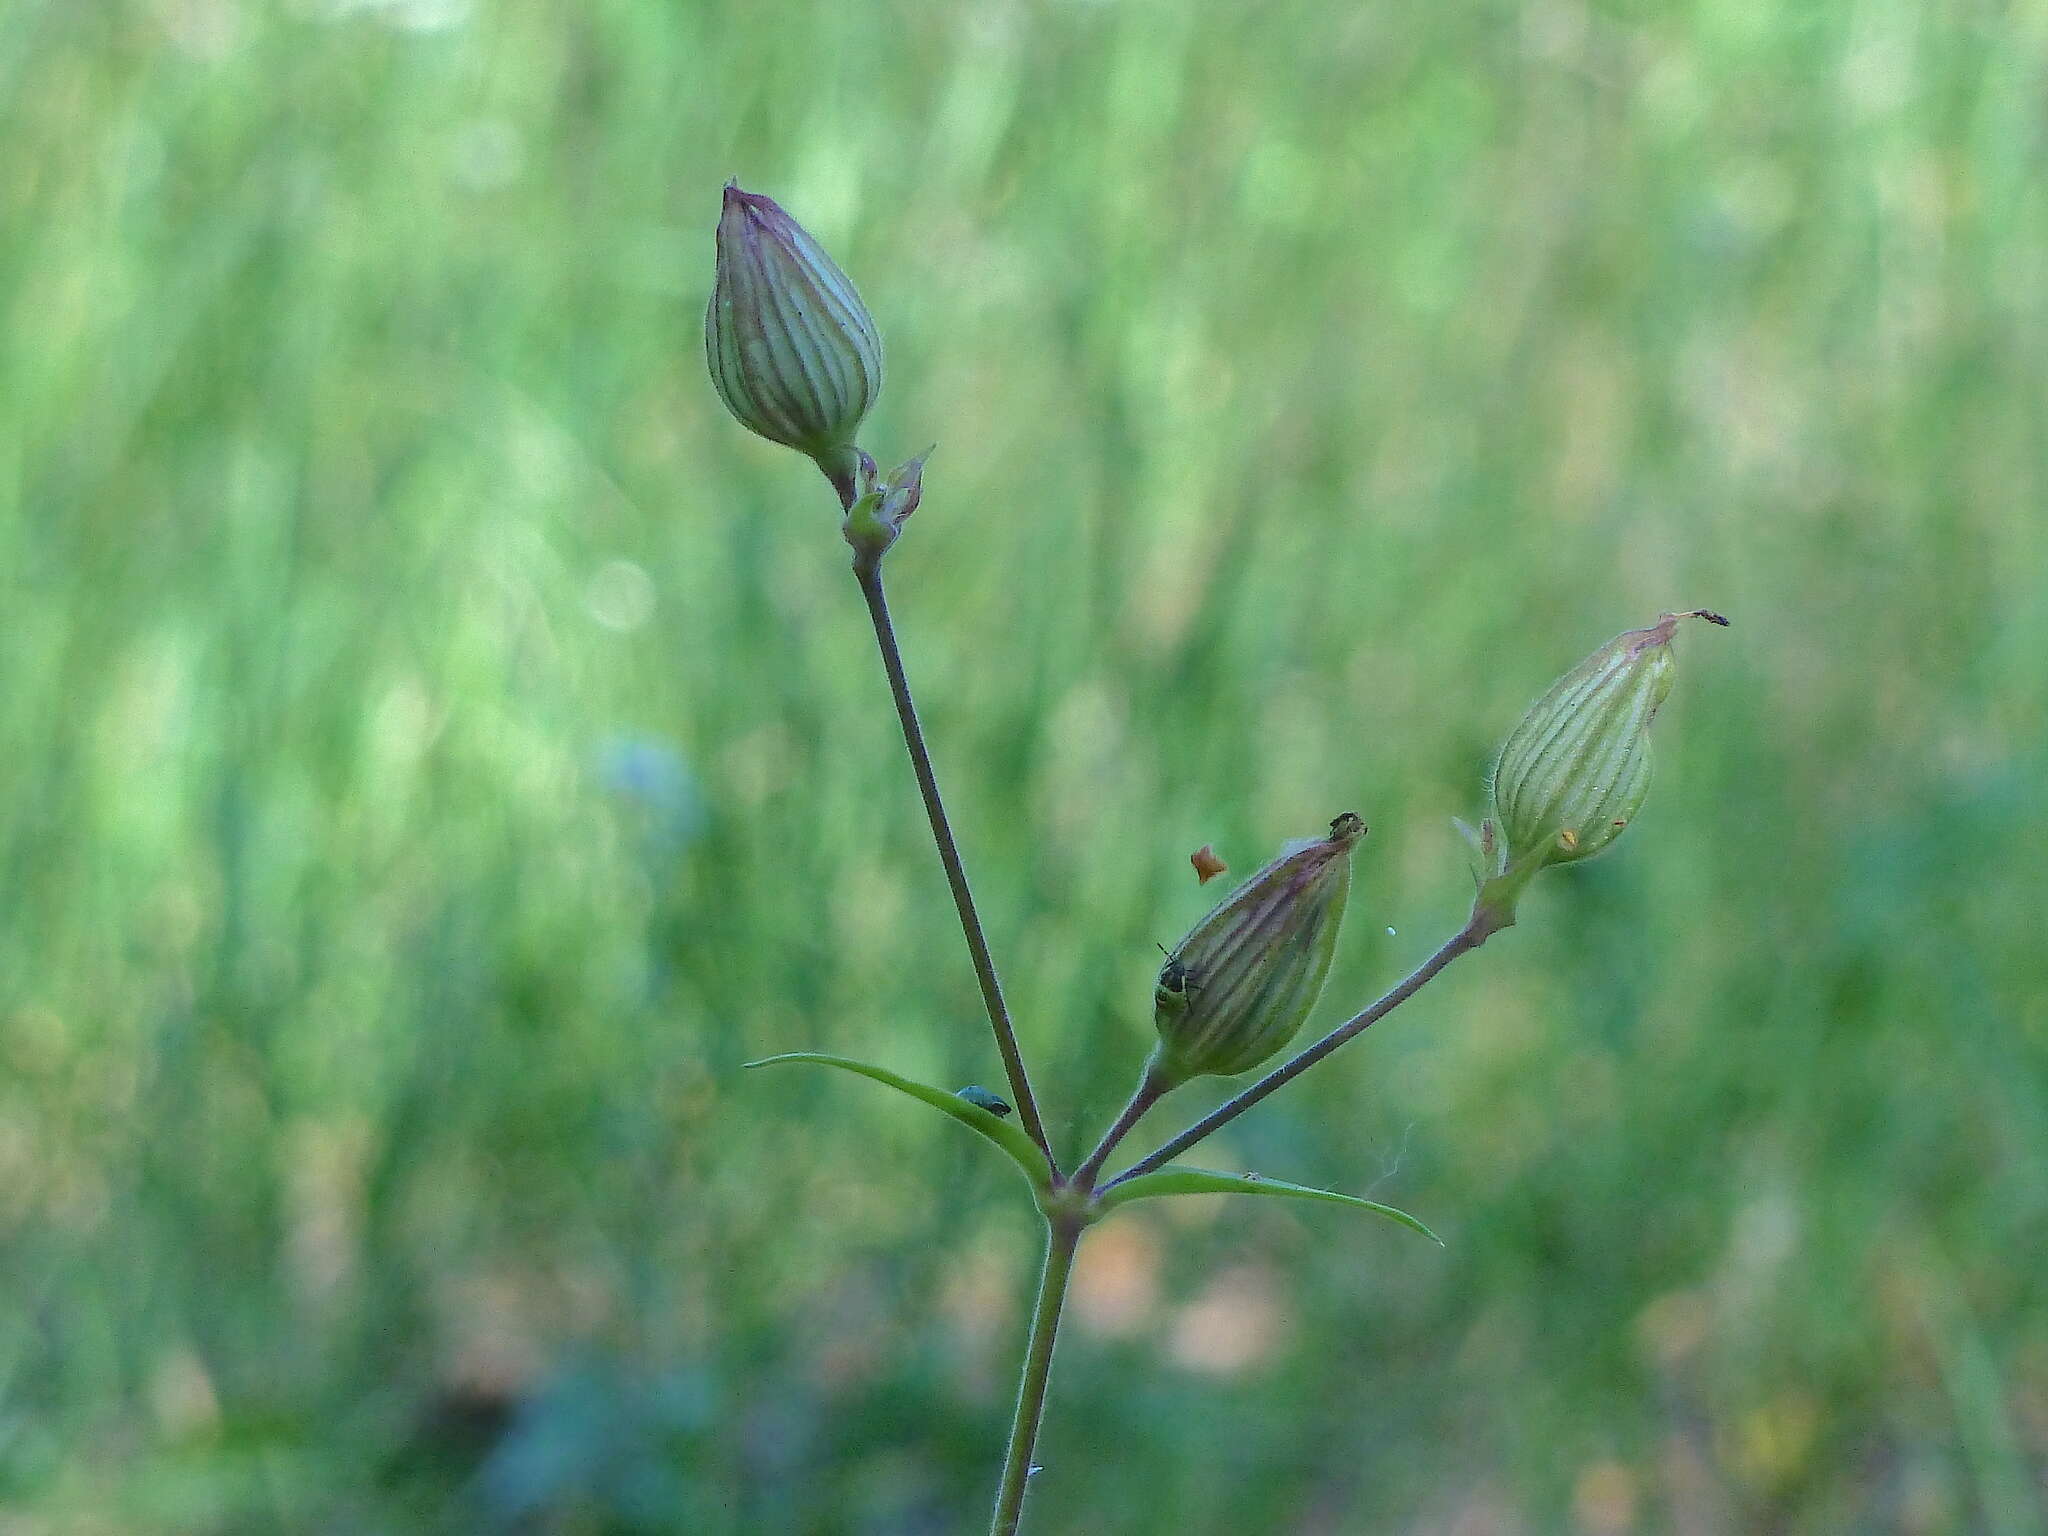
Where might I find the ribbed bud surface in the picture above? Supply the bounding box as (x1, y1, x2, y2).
(705, 184, 882, 460)
(1492, 614, 1706, 869)
(1152, 813, 1364, 1083)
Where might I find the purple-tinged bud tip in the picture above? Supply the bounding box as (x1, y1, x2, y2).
(706, 184, 883, 470)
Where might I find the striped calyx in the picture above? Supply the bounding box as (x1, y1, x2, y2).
(1490, 611, 1724, 872)
(1151, 813, 1365, 1085)
(705, 184, 882, 466)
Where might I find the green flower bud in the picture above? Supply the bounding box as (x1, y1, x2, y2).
(1484, 610, 1727, 892)
(1151, 813, 1365, 1086)
(705, 183, 882, 476)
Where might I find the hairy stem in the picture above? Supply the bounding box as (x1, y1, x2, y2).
(1105, 916, 1490, 1189)
(852, 559, 1054, 1167)
(990, 1216, 1083, 1536)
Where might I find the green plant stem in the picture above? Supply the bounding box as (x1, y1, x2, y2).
(989, 1215, 1083, 1536)
(1105, 915, 1491, 1190)
(1070, 1059, 1171, 1189)
(853, 558, 1055, 1168)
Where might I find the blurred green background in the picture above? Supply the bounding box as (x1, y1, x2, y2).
(5, 0, 2045, 1530)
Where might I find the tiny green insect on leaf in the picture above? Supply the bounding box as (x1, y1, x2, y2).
(745, 1053, 1052, 1195)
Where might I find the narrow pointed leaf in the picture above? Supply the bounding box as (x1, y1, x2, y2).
(744, 1052, 1053, 1192)
(1098, 1165, 1441, 1244)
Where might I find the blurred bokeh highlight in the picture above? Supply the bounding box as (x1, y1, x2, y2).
(4, 0, 2045, 1530)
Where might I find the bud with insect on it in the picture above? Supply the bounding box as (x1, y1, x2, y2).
(705, 183, 883, 494)
(1468, 610, 1727, 930)
(1150, 813, 1366, 1086)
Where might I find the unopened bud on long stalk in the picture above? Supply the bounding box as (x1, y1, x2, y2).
(705, 183, 882, 487)
(1470, 610, 1726, 928)
(1151, 813, 1365, 1086)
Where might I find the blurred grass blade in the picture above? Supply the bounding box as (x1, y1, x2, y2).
(1099, 1166, 1441, 1244)
(744, 1052, 1054, 1192)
